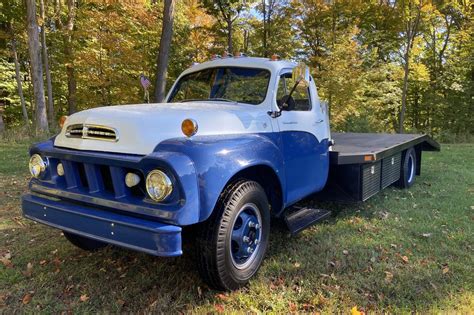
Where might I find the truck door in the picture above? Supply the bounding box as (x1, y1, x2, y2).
(275, 70, 330, 205)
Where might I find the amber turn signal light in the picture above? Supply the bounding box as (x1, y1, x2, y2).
(59, 115, 68, 128)
(181, 119, 198, 137)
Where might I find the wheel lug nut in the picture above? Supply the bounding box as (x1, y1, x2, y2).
(248, 222, 255, 228)
(247, 247, 254, 254)
(254, 239, 259, 245)
(243, 236, 250, 243)
(255, 224, 260, 229)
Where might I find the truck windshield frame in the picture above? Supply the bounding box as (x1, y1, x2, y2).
(167, 66, 271, 105)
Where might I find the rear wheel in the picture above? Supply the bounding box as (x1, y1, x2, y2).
(195, 180, 270, 291)
(63, 231, 107, 251)
(396, 147, 417, 188)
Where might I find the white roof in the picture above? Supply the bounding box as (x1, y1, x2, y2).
(181, 56, 297, 76)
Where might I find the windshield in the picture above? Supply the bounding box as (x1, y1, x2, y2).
(168, 67, 271, 105)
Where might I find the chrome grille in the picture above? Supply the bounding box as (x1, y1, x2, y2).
(66, 124, 118, 142)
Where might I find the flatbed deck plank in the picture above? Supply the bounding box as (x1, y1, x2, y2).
(330, 132, 439, 165)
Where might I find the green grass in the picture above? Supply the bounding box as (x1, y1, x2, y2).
(0, 142, 473, 313)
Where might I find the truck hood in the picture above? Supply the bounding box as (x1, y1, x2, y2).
(54, 102, 273, 155)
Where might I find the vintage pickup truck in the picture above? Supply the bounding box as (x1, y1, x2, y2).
(22, 56, 439, 290)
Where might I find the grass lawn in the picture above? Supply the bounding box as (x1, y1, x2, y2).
(0, 142, 473, 313)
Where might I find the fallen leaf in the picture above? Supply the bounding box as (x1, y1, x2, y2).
(442, 266, 449, 274)
(23, 262, 33, 277)
(22, 294, 32, 305)
(401, 255, 409, 264)
(351, 306, 365, 315)
(294, 262, 301, 268)
(216, 293, 229, 301)
(40, 260, 47, 265)
(197, 286, 202, 298)
(390, 244, 397, 248)
(214, 304, 225, 313)
(289, 301, 297, 312)
(421, 233, 432, 238)
(384, 271, 393, 283)
(117, 299, 125, 306)
(342, 250, 349, 255)
(0, 257, 12, 268)
(80, 294, 89, 302)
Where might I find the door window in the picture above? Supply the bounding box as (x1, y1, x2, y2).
(276, 73, 311, 111)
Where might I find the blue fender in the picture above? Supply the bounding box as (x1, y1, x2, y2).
(155, 133, 286, 222)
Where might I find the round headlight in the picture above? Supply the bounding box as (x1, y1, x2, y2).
(29, 154, 47, 178)
(145, 170, 173, 202)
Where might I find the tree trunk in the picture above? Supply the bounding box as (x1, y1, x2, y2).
(227, 19, 233, 54)
(0, 108, 4, 133)
(65, 0, 77, 114)
(262, 0, 267, 57)
(154, 0, 176, 103)
(26, 0, 48, 132)
(398, 0, 422, 133)
(399, 54, 410, 133)
(40, 0, 54, 125)
(11, 34, 29, 125)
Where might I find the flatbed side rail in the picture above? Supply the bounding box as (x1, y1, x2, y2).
(329, 133, 440, 165)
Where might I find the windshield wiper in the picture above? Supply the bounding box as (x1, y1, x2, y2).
(179, 98, 237, 103)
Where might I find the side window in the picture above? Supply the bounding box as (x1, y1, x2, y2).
(276, 73, 311, 111)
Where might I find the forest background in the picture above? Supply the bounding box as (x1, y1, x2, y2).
(0, 0, 472, 141)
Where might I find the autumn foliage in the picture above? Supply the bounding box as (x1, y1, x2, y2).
(0, 0, 472, 140)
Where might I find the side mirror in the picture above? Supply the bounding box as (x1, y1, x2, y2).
(293, 62, 310, 88)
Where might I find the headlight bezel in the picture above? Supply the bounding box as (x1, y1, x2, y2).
(29, 154, 48, 179)
(145, 169, 173, 202)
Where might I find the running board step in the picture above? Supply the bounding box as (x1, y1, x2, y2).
(284, 207, 332, 235)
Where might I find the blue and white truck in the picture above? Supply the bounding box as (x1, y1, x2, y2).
(22, 56, 439, 290)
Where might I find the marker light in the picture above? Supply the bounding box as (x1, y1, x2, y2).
(29, 154, 47, 178)
(59, 115, 68, 128)
(125, 172, 141, 188)
(181, 119, 198, 137)
(57, 163, 65, 176)
(146, 170, 173, 202)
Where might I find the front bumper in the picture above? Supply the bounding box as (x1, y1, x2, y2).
(22, 193, 182, 257)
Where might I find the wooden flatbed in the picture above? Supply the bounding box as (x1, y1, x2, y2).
(330, 132, 440, 165)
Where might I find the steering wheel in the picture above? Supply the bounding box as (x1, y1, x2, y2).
(278, 95, 296, 111)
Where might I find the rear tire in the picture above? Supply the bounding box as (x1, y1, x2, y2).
(396, 147, 417, 188)
(195, 180, 270, 291)
(63, 231, 107, 251)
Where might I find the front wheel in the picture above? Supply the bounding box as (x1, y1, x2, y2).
(63, 231, 107, 251)
(195, 180, 270, 291)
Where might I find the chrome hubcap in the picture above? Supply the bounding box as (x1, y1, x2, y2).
(229, 203, 262, 269)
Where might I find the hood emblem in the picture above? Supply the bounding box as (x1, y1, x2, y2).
(66, 124, 119, 142)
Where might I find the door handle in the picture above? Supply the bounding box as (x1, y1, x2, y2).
(313, 119, 324, 126)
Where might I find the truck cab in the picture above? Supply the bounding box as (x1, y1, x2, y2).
(22, 56, 439, 290)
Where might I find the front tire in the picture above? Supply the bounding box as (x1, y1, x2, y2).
(196, 180, 270, 291)
(63, 231, 107, 251)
